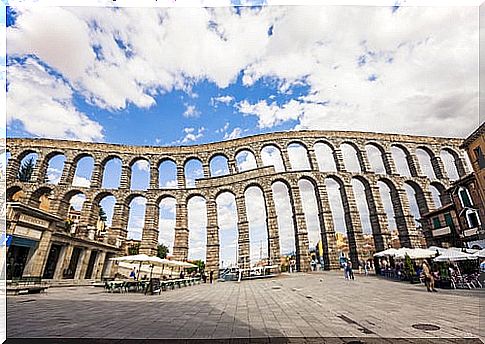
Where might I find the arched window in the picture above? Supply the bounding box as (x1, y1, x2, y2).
(458, 187, 473, 208)
(466, 209, 480, 229)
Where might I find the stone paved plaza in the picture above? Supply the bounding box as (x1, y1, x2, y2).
(6, 272, 485, 343)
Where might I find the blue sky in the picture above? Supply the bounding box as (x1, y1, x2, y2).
(6, 4, 478, 265)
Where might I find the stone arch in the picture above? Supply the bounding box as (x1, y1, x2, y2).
(391, 144, 413, 177)
(158, 195, 177, 255)
(340, 142, 362, 173)
(244, 184, 269, 267)
(216, 191, 238, 268)
(271, 180, 296, 266)
(129, 157, 150, 191)
(287, 142, 311, 171)
(313, 141, 337, 172)
(184, 157, 204, 188)
(235, 149, 258, 172)
(58, 189, 87, 222)
(29, 185, 55, 210)
(404, 180, 431, 216)
(415, 146, 437, 179)
(158, 158, 177, 189)
(17, 151, 39, 182)
(90, 191, 116, 229)
(440, 147, 464, 180)
(7, 185, 24, 202)
(429, 181, 450, 207)
(72, 154, 95, 188)
(209, 154, 230, 177)
(187, 195, 207, 261)
(260, 144, 285, 172)
(365, 142, 386, 174)
(101, 155, 122, 189)
(297, 176, 323, 256)
(44, 152, 66, 184)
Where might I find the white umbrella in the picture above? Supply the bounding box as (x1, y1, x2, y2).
(472, 249, 485, 258)
(433, 249, 475, 262)
(111, 254, 167, 280)
(395, 248, 436, 259)
(374, 248, 399, 257)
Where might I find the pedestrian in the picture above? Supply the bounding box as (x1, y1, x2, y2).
(202, 271, 207, 283)
(421, 260, 437, 292)
(347, 261, 354, 280)
(210, 270, 214, 284)
(343, 260, 348, 279)
(129, 267, 136, 280)
(364, 261, 369, 276)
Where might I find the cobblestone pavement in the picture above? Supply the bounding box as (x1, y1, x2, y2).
(6, 272, 485, 342)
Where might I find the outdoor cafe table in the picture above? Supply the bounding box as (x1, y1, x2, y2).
(105, 280, 148, 293)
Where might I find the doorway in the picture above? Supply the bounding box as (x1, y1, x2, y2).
(43, 244, 63, 279)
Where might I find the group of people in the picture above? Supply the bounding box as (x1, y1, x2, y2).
(129, 266, 214, 283)
(342, 260, 355, 280)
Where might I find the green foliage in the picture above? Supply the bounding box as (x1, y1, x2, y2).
(157, 243, 169, 259)
(404, 253, 415, 277)
(128, 243, 140, 255)
(186, 259, 205, 274)
(98, 206, 107, 222)
(18, 157, 35, 182)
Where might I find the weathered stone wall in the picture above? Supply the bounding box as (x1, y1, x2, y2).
(6, 130, 467, 273)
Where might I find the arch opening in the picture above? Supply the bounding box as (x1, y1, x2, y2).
(272, 181, 296, 262)
(187, 196, 207, 261)
(236, 150, 257, 172)
(158, 197, 176, 256)
(391, 146, 411, 177)
(287, 143, 311, 171)
(18, 152, 38, 182)
(245, 186, 268, 267)
(261, 145, 285, 172)
(159, 160, 177, 188)
(46, 154, 66, 184)
(210, 155, 230, 177)
(314, 142, 337, 172)
(365, 144, 386, 174)
(73, 156, 94, 187)
(127, 196, 147, 240)
(185, 158, 204, 188)
(340, 143, 361, 173)
(216, 192, 238, 269)
(130, 159, 150, 191)
(102, 157, 122, 189)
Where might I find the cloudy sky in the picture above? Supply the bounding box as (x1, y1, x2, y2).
(6, 3, 481, 265)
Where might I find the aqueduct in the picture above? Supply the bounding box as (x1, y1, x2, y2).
(6, 130, 469, 273)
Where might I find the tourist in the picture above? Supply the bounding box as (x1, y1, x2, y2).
(343, 260, 348, 279)
(421, 261, 437, 292)
(347, 261, 355, 280)
(210, 270, 214, 284)
(130, 267, 136, 280)
(364, 261, 369, 276)
(202, 271, 207, 283)
(179, 270, 185, 279)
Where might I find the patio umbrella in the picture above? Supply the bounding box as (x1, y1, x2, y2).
(433, 249, 475, 262)
(472, 249, 485, 258)
(394, 248, 436, 260)
(110, 254, 167, 280)
(373, 248, 399, 257)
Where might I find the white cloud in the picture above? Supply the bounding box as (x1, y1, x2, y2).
(287, 143, 311, 171)
(69, 194, 86, 211)
(7, 6, 478, 138)
(223, 127, 242, 140)
(72, 175, 91, 187)
(236, 150, 257, 172)
(47, 167, 62, 184)
(261, 145, 285, 172)
(211, 95, 234, 107)
(182, 104, 200, 118)
(7, 58, 104, 141)
(178, 127, 205, 144)
(134, 159, 150, 172)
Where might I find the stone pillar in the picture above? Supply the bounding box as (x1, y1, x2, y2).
(235, 194, 250, 270)
(333, 147, 346, 172)
(340, 183, 365, 268)
(307, 148, 320, 171)
(33, 153, 49, 184)
(177, 165, 186, 188)
(315, 182, 340, 270)
(77, 248, 92, 280)
(52, 245, 72, 280)
(263, 187, 280, 266)
(254, 152, 264, 169)
(6, 156, 20, 183)
(280, 148, 292, 172)
(365, 185, 391, 252)
(78, 198, 96, 238)
(149, 164, 159, 189)
(406, 151, 423, 177)
(119, 163, 131, 189)
(228, 159, 237, 174)
(90, 162, 104, 189)
(391, 188, 422, 248)
(58, 159, 76, 186)
(109, 202, 129, 247)
(205, 198, 220, 277)
(94, 251, 107, 280)
(356, 147, 372, 173)
(455, 153, 469, 177)
(382, 149, 398, 175)
(172, 197, 189, 260)
(430, 155, 446, 180)
(289, 184, 310, 272)
(56, 245, 73, 279)
(139, 201, 159, 256)
(22, 230, 53, 277)
(202, 163, 210, 179)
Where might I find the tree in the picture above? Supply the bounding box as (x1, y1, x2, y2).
(18, 157, 35, 182)
(128, 243, 140, 255)
(98, 206, 107, 222)
(157, 243, 169, 259)
(189, 259, 205, 273)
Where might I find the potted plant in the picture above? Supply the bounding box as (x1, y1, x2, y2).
(404, 253, 420, 284)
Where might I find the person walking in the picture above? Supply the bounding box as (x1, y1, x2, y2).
(343, 260, 348, 279)
(421, 260, 437, 292)
(129, 267, 136, 280)
(364, 261, 369, 276)
(347, 261, 355, 280)
(209, 270, 214, 284)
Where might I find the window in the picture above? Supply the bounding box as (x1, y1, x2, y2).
(466, 209, 480, 229)
(444, 213, 455, 230)
(458, 187, 473, 208)
(473, 147, 485, 169)
(433, 217, 441, 229)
